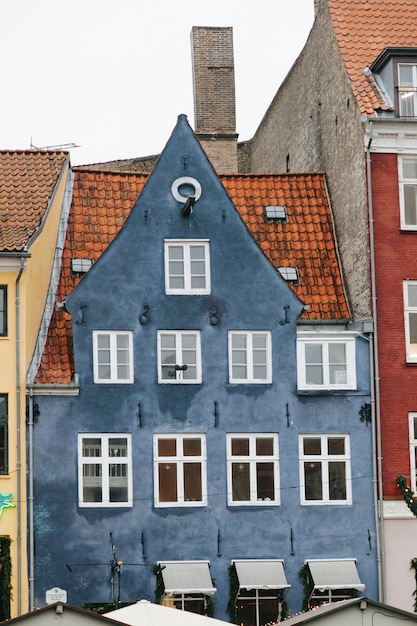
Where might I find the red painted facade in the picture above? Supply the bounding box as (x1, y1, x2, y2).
(371, 152, 417, 498)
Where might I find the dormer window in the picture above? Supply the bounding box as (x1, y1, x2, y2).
(370, 48, 417, 118)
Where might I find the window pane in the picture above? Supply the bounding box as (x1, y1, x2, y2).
(83, 438, 101, 457)
(409, 312, 417, 356)
(329, 343, 347, 384)
(256, 437, 274, 456)
(259, 597, 281, 626)
(403, 159, 417, 179)
(183, 462, 202, 501)
(160, 334, 177, 380)
(408, 284, 417, 307)
(190, 245, 206, 290)
(256, 462, 274, 500)
(97, 334, 111, 379)
(232, 334, 247, 349)
(158, 439, 176, 456)
(305, 344, 323, 384)
(183, 438, 201, 456)
(116, 335, 130, 380)
(304, 461, 322, 500)
(404, 185, 417, 225)
(231, 438, 249, 456)
(108, 438, 127, 457)
(328, 437, 345, 455)
(109, 463, 128, 502)
(158, 463, 177, 502)
(232, 463, 250, 501)
(328, 462, 347, 500)
(168, 246, 185, 289)
(0, 396, 7, 420)
(303, 437, 321, 455)
(0, 424, 6, 473)
(83, 464, 102, 502)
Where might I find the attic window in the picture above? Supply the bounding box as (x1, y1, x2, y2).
(264, 206, 287, 223)
(278, 267, 299, 284)
(71, 258, 93, 276)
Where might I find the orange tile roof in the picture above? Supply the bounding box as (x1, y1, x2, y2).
(36, 169, 349, 384)
(0, 150, 68, 251)
(327, 0, 417, 116)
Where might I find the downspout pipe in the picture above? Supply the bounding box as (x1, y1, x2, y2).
(15, 257, 26, 615)
(366, 121, 386, 602)
(27, 388, 34, 611)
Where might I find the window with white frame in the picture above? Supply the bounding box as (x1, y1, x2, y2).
(0, 395, 8, 475)
(154, 434, 206, 507)
(93, 331, 133, 383)
(229, 331, 272, 383)
(78, 434, 132, 507)
(164, 240, 210, 294)
(399, 157, 417, 228)
(398, 63, 417, 117)
(158, 331, 201, 383)
(299, 434, 351, 505)
(297, 335, 356, 390)
(227, 434, 279, 505)
(409, 414, 417, 492)
(404, 282, 417, 362)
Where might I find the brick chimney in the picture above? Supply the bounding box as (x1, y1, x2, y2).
(191, 26, 238, 172)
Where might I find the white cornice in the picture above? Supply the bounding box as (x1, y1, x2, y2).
(0, 257, 27, 272)
(365, 119, 417, 153)
(383, 499, 415, 519)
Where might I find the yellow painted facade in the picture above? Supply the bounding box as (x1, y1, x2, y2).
(0, 159, 71, 617)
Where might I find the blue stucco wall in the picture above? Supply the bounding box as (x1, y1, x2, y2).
(32, 115, 377, 618)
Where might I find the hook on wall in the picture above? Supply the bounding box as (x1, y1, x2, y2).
(75, 304, 87, 325)
(279, 305, 290, 325)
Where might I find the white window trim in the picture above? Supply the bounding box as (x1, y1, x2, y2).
(299, 434, 352, 506)
(398, 63, 417, 118)
(297, 333, 356, 391)
(78, 433, 133, 508)
(404, 281, 417, 362)
(154, 434, 207, 508)
(164, 239, 211, 295)
(93, 331, 134, 384)
(157, 330, 202, 384)
(226, 433, 280, 506)
(228, 331, 272, 384)
(409, 413, 417, 492)
(398, 155, 417, 230)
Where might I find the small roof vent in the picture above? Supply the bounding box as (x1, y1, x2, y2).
(278, 267, 299, 284)
(264, 205, 287, 223)
(71, 258, 93, 276)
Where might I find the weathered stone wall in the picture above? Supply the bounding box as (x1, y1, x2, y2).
(249, 0, 371, 320)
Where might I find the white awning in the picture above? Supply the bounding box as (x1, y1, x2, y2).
(233, 559, 290, 590)
(158, 561, 216, 596)
(306, 559, 365, 592)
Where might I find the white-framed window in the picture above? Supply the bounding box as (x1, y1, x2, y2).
(93, 331, 133, 383)
(299, 434, 351, 505)
(399, 156, 417, 229)
(404, 281, 417, 362)
(157, 331, 201, 383)
(227, 434, 280, 505)
(228, 331, 272, 384)
(409, 414, 417, 492)
(297, 334, 356, 390)
(398, 63, 417, 117)
(154, 434, 207, 507)
(164, 240, 210, 294)
(78, 434, 132, 507)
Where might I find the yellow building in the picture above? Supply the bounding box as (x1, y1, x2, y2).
(0, 150, 72, 617)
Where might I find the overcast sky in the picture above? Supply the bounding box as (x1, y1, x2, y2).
(1, 1, 314, 166)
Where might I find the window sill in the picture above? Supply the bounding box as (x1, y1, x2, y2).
(297, 389, 367, 396)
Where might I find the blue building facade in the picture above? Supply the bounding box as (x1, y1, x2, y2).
(31, 116, 377, 621)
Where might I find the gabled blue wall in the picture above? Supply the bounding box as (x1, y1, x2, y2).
(32, 115, 377, 618)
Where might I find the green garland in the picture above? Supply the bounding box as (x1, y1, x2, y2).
(298, 564, 311, 613)
(0, 537, 12, 621)
(397, 476, 417, 517)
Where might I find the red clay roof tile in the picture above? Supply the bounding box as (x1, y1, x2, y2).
(0, 151, 68, 251)
(327, 0, 417, 116)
